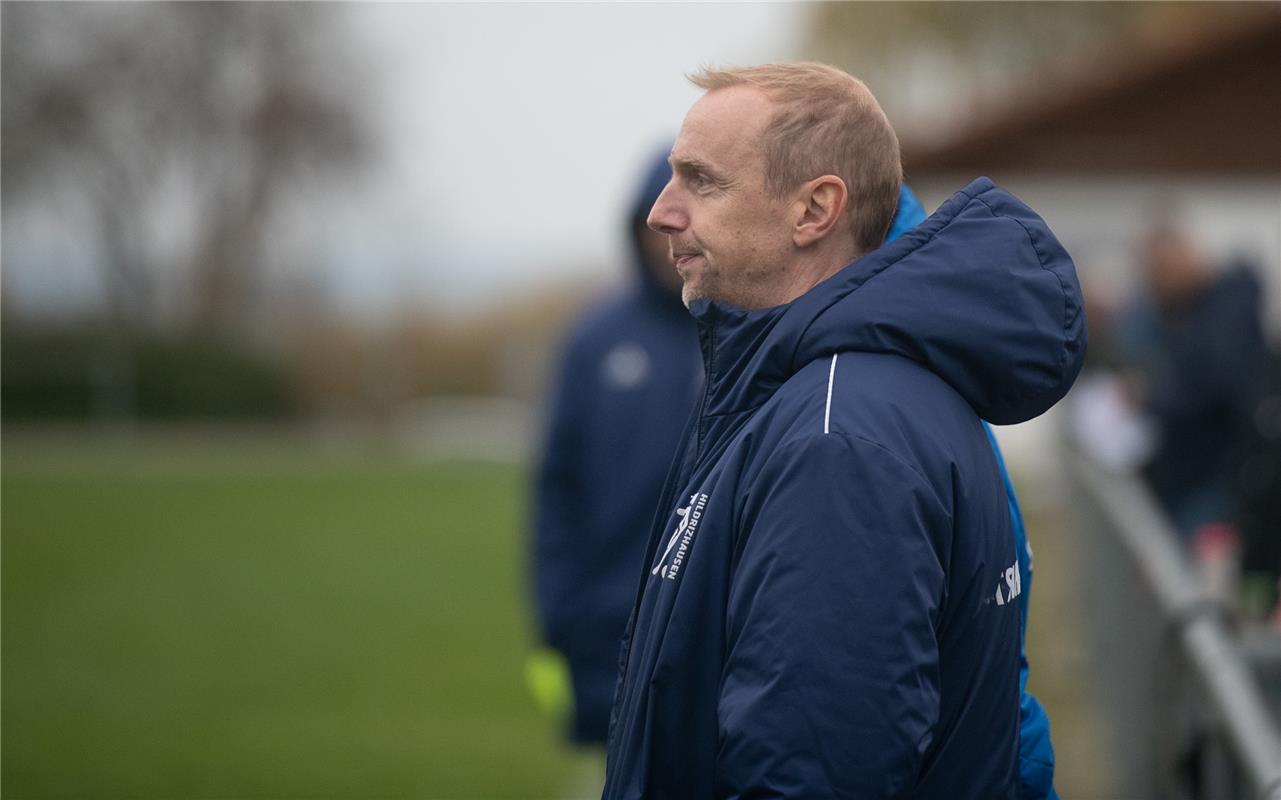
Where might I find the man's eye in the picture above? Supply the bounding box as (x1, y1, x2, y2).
(690, 173, 712, 189)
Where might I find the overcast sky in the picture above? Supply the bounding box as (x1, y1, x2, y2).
(2, 3, 805, 319)
(323, 3, 806, 314)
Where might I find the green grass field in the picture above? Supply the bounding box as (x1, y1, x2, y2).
(2, 429, 1114, 799)
(3, 432, 595, 798)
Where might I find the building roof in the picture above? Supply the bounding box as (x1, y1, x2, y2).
(902, 10, 1281, 177)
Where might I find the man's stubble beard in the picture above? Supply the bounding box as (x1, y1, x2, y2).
(679, 262, 719, 309)
(681, 260, 783, 311)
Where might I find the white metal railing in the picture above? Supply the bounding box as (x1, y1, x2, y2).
(1067, 446, 1281, 800)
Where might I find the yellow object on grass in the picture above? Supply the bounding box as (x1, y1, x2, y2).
(525, 647, 573, 722)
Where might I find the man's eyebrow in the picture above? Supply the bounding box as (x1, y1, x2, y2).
(668, 155, 723, 181)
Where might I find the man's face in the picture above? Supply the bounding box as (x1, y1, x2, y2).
(647, 86, 795, 309)
(1140, 227, 1204, 306)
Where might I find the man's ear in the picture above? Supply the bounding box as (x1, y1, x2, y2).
(792, 176, 848, 249)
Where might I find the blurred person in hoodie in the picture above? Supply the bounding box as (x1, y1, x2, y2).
(1122, 222, 1267, 539)
(531, 151, 702, 747)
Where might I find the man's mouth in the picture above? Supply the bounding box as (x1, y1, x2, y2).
(672, 251, 702, 269)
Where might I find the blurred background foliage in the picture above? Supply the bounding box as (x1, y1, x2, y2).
(3, 2, 366, 335)
(1, 1, 1267, 424)
(3, 2, 370, 421)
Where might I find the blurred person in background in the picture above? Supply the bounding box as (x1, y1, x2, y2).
(1118, 221, 1268, 543)
(530, 150, 702, 748)
(1234, 331, 1281, 622)
(602, 63, 1083, 799)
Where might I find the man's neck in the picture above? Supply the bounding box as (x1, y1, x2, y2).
(768, 245, 860, 308)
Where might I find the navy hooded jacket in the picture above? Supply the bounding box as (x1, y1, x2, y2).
(533, 152, 702, 743)
(900, 186, 1059, 800)
(602, 178, 1085, 798)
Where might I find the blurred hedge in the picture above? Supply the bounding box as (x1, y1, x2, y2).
(1, 324, 295, 421)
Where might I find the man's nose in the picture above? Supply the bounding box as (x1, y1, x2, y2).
(647, 181, 687, 235)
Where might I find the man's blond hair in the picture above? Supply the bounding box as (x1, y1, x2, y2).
(690, 63, 903, 256)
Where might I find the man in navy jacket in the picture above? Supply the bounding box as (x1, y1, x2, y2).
(536, 150, 1058, 797)
(602, 63, 1083, 799)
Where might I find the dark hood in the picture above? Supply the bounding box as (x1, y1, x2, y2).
(689, 177, 1086, 425)
(627, 147, 680, 303)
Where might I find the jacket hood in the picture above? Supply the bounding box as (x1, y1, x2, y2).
(689, 177, 1086, 425)
(627, 147, 682, 303)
